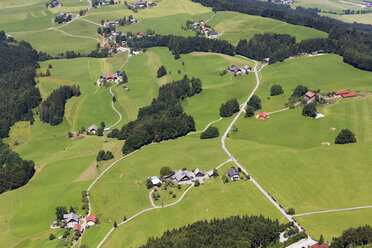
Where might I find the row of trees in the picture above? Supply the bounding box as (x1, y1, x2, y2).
(0, 31, 41, 138)
(39, 86, 81, 125)
(191, 0, 372, 71)
(117, 76, 202, 154)
(0, 140, 35, 194)
(140, 215, 285, 248)
(200, 126, 219, 139)
(220, 98, 239, 117)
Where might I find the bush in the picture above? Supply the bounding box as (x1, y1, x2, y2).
(288, 208, 295, 215)
(302, 102, 317, 118)
(247, 95, 261, 111)
(335, 129, 356, 144)
(270, 85, 283, 96)
(172, 194, 176, 198)
(157, 65, 167, 78)
(200, 126, 219, 139)
(292, 85, 308, 97)
(49, 233, 56, 240)
(194, 179, 200, 186)
(245, 106, 255, 117)
(96, 150, 114, 161)
(96, 128, 103, 136)
(68, 132, 73, 138)
(160, 166, 174, 177)
(220, 98, 239, 117)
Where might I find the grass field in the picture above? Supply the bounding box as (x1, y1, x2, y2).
(321, 12, 372, 25)
(226, 54, 372, 239)
(292, 0, 364, 13)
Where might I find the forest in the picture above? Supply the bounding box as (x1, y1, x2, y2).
(118, 76, 202, 154)
(39, 86, 81, 125)
(140, 215, 286, 248)
(191, 0, 372, 71)
(0, 31, 41, 138)
(330, 225, 372, 248)
(127, 34, 235, 56)
(0, 139, 35, 194)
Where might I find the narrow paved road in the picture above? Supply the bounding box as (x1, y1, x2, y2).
(106, 84, 122, 130)
(188, 117, 222, 135)
(292, 205, 372, 217)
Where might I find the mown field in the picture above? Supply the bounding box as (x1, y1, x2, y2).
(292, 0, 364, 13)
(227, 54, 372, 240)
(321, 12, 372, 25)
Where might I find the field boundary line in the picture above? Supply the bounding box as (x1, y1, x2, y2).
(292, 205, 372, 217)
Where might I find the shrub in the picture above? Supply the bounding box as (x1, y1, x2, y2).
(220, 98, 239, 117)
(270, 85, 283, 96)
(288, 208, 295, 215)
(194, 179, 200, 186)
(96, 150, 114, 161)
(335, 129, 356, 144)
(96, 128, 103, 136)
(200, 126, 219, 139)
(49, 233, 56, 240)
(245, 106, 255, 117)
(177, 184, 181, 189)
(292, 85, 308, 97)
(157, 65, 167, 78)
(68, 132, 73, 138)
(302, 102, 317, 118)
(172, 194, 176, 198)
(160, 166, 174, 177)
(247, 95, 262, 111)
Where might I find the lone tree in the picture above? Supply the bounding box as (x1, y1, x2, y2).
(288, 208, 295, 215)
(247, 95, 262, 111)
(96, 128, 103, 136)
(220, 98, 239, 117)
(245, 106, 255, 118)
(122, 71, 128, 83)
(335, 129, 356, 144)
(302, 102, 317, 118)
(200, 126, 219, 139)
(292, 85, 308, 97)
(270, 85, 284, 96)
(318, 234, 324, 244)
(157, 65, 167, 78)
(55, 206, 67, 220)
(160, 166, 174, 177)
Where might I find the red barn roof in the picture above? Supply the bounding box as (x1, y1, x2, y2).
(106, 74, 115, 80)
(334, 90, 349, 95)
(259, 112, 268, 118)
(74, 224, 82, 231)
(312, 243, 328, 248)
(115, 44, 121, 47)
(342, 93, 357, 98)
(86, 214, 97, 223)
(305, 91, 316, 98)
(106, 44, 111, 48)
(138, 32, 145, 36)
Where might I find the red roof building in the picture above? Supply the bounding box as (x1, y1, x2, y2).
(305, 91, 316, 99)
(342, 93, 357, 98)
(106, 44, 111, 48)
(115, 44, 121, 48)
(138, 32, 145, 36)
(334, 90, 349, 95)
(311, 243, 328, 248)
(106, 74, 115, 80)
(74, 224, 82, 231)
(86, 214, 97, 223)
(258, 112, 268, 120)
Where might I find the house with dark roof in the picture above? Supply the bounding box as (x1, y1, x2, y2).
(131, 1, 146, 7)
(88, 124, 98, 134)
(228, 167, 240, 181)
(226, 66, 247, 75)
(194, 168, 204, 177)
(209, 31, 218, 38)
(63, 212, 80, 229)
(172, 170, 195, 184)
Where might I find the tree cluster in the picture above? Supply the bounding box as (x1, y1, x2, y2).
(127, 34, 235, 56)
(39, 86, 81, 125)
(270, 85, 284, 96)
(330, 225, 372, 248)
(200, 126, 219, 139)
(335, 129, 356, 144)
(96, 150, 114, 161)
(54, 14, 72, 24)
(220, 98, 239, 117)
(0, 32, 41, 138)
(117, 76, 202, 154)
(247, 95, 262, 111)
(157, 65, 167, 78)
(0, 140, 35, 194)
(302, 102, 317, 118)
(140, 215, 284, 248)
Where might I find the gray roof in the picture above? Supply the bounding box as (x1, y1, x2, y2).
(194, 168, 204, 176)
(243, 65, 251, 70)
(172, 170, 194, 182)
(63, 212, 80, 223)
(228, 66, 241, 72)
(88, 124, 98, 132)
(228, 167, 239, 178)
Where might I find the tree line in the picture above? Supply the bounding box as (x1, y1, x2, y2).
(39, 86, 81, 125)
(140, 215, 290, 248)
(0, 139, 35, 194)
(0, 31, 41, 138)
(330, 225, 372, 248)
(113, 75, 202, 154)
(191, 0, 372, 71)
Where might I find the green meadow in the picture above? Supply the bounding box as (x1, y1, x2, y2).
(292, 0, 364, 13)
(321, 12, 372, 25)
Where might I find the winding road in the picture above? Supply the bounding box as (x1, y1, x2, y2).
(106, 84, 122, 130)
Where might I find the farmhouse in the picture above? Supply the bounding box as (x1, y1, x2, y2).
(88, 124, 98, 134)
(104, 21, 118, 27)
(226, 66, 248, 75)
(342, 93, 357, 98)
(73, 224, 82, 232)
(137, 32, 145, 38)
(86, 214, 98, 226)
(258, 112, 268, 120)
(334, 90, 349, 95)
(172, 170, 195, 184)
(63, 212, 80, 229)
(131, 1, 146, 7)
(98, 73, 122, 85)
(149, 176, 162, 186)
(305, 91, 316, 103)
(194, 168, 204, 177)
(147, 1, 156, 6)
(209, 31, 218, 38)
(228, 167, 240, 180)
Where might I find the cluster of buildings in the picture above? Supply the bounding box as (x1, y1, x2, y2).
(47, 0, 61, 8)
(131, 1, 156, 8)
(226, 65, 252, 75)
(188, 19, 218, 38)
(149, 168, 209, 186)
(97, 72, 124, 85)
(53, 212, 98, 233)
(363, 0, 372, 7)
(334, 90, 357, 98)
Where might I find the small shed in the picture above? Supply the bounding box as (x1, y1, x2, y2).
(334, 90, 349, 95)
(342, 93, 357, 98)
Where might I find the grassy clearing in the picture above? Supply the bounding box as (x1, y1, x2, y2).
(292, 0, 363, 13)
(321, 12, 372, 25)
(295, 208, 372, 242)
(95, 179, 286, 248)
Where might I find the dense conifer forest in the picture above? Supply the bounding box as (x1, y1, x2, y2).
(118, 76, 202, 154)
(330, 225, 372, 248)
(0, 31, 41, 138)
(0, 139, 35, 194)
(140, 215, 286, 248)
(39, 86, 81, 125)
